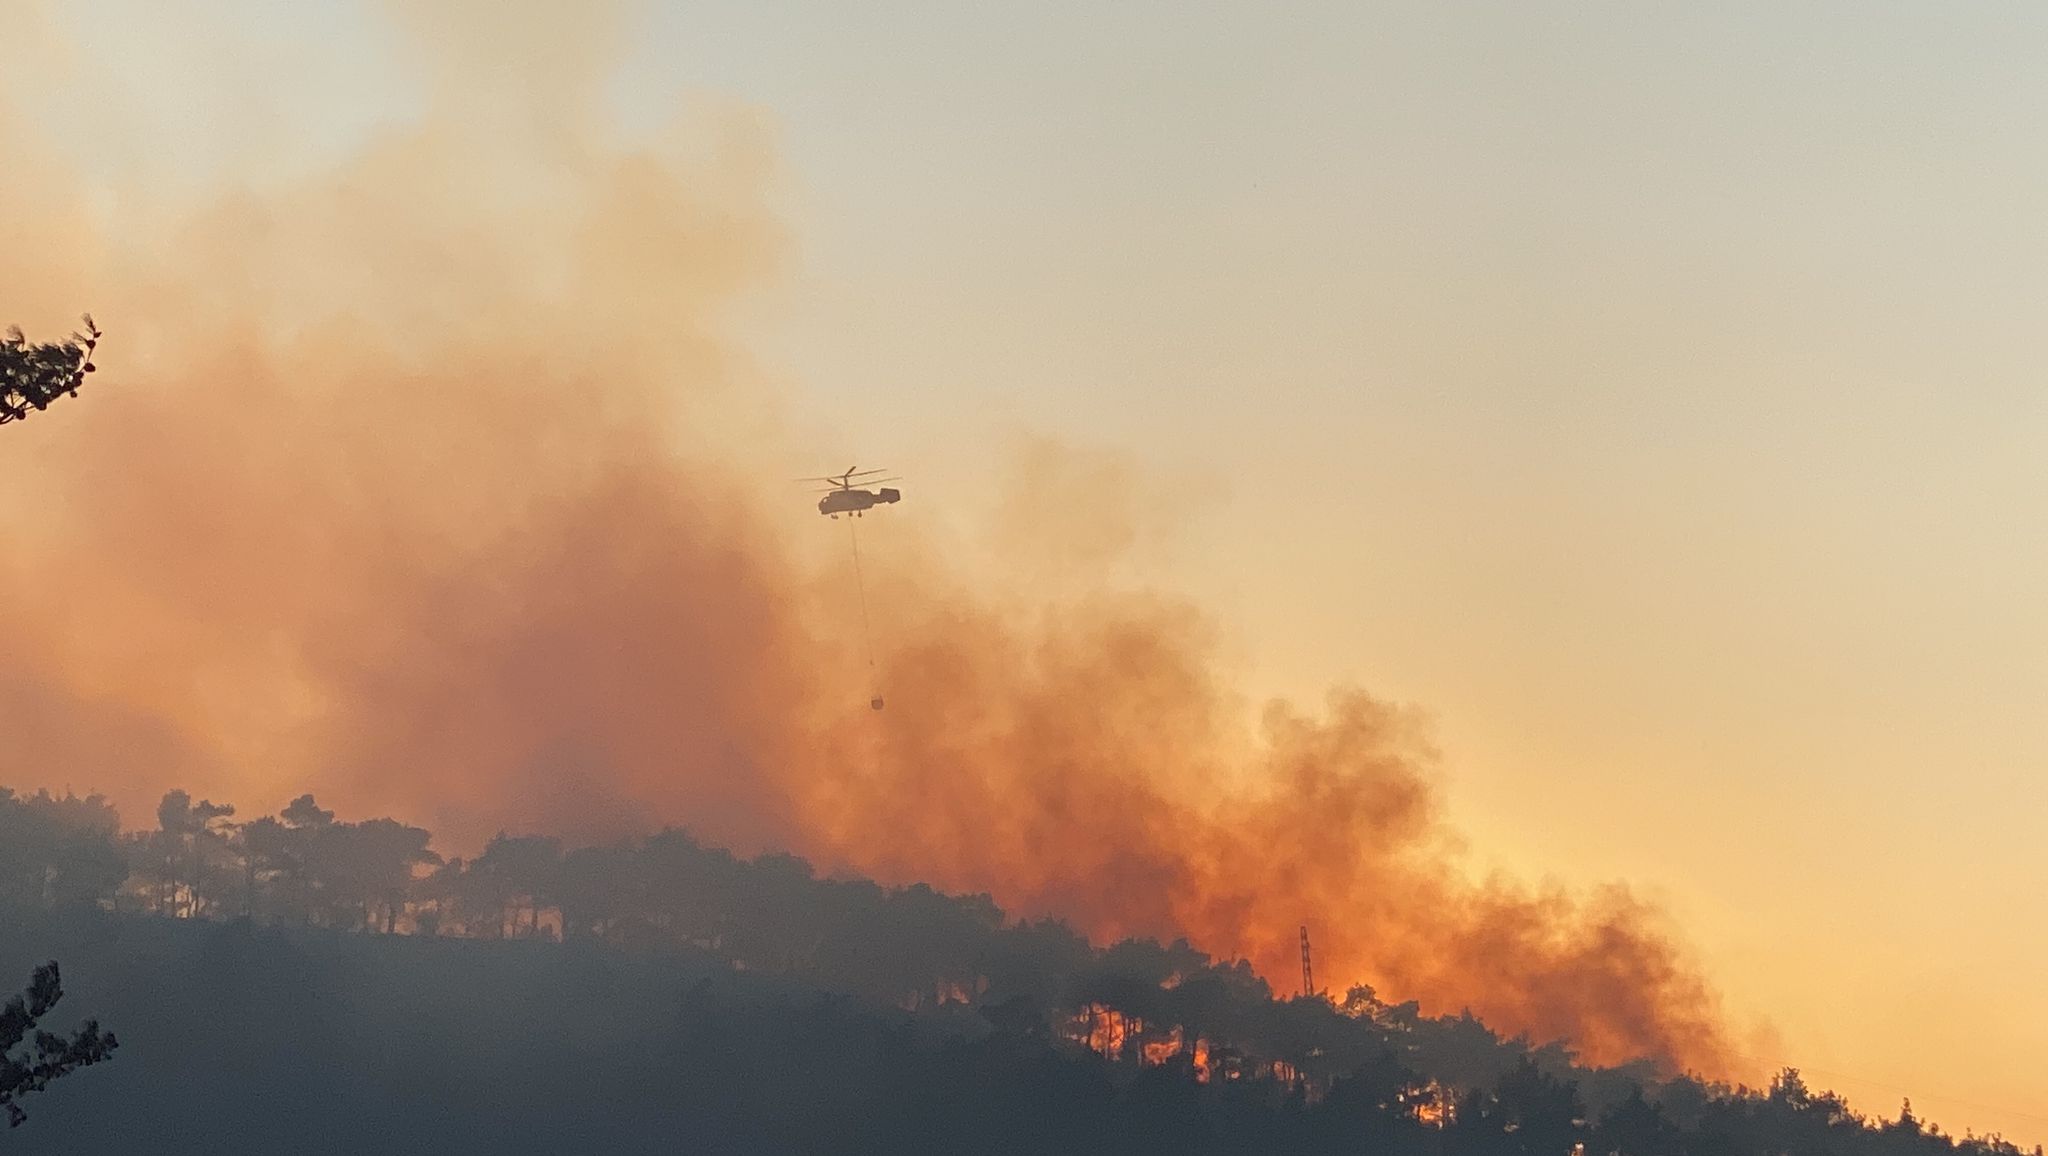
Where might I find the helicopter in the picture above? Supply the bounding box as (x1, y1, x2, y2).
(800, 466, 902, 519)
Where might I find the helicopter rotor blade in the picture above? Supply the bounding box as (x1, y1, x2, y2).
(804, 477, 896, 489)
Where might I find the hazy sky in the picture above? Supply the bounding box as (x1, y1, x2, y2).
(16, 0, 2048, 1142)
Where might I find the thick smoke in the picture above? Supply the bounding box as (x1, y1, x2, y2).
(0, 2, 1735, 1075)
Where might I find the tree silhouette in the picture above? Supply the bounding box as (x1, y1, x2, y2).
(0, 317, 98, 425)
(464, 833, 563, 939)
(0, 788, 126, 908)
(0, 962, 117, 1128)
(132, 789, 237, 918)
(1595, 1083, 1682, 1154)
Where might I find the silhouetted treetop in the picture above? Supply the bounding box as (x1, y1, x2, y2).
(0, 317, 98, 425)
(0, 962, 118, 1128)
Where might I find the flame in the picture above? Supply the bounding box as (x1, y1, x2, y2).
(1411, 1083, 1453, 1128)
(1140, 1027, 1187, 1068)
(1073, 1003, 1135, 1059)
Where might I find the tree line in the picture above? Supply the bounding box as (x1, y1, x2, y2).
(0, 782, 2038, 1155)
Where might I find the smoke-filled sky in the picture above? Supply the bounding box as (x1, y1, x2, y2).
(4, 0, 2047, 1143)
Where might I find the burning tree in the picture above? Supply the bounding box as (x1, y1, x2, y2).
(0, 962, 118, 1128)
(1, 315, 99, 425)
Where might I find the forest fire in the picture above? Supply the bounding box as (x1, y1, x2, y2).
(1072, 1008, 1213, 1082)
(0, 1, 1735, 1083)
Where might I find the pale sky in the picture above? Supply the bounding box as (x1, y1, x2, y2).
(16, 0, 2048, 1143)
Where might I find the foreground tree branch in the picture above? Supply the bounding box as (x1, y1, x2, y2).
(0, 962, 119, 1128)
(0, 315, 100, 425)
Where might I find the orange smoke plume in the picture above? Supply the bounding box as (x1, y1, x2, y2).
(0, 1, 1733, 1076)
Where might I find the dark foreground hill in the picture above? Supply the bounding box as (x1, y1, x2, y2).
(4, 783, 2040, 1154)
(1, 903, 2035, 1156)
(7, 904, 1045, 1154)
(6, 904, 1396, 1155)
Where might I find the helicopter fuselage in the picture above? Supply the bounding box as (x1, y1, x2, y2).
(819, 487, 900, 517)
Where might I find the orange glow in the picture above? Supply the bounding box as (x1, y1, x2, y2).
(1072, 1004, 1136, 1059)
(1417, 1100, 1451, 1128)
(1141, 1027, 1186, 1067)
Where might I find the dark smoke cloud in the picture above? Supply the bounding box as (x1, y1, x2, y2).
(0, 0, 1738, 1075)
